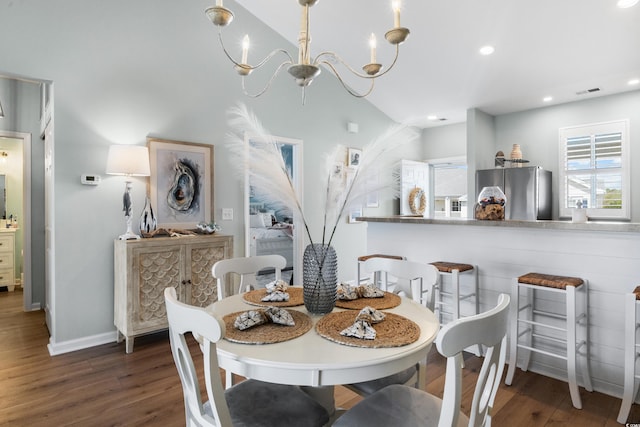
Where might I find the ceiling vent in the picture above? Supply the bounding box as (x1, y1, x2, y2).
(576, 87, 601, 95)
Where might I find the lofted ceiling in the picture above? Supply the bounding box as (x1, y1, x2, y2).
(229, 0, 640, 128)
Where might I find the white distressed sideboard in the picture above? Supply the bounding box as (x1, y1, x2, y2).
(113, 234, 233, 353)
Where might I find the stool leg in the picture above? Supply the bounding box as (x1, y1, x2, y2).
(433, 273, 442, 324)
(452, 269, 461, 321)
(470, 268, 482, 357)
(566, 285, 582, 409)
(617, 294, 639, 423)
(505, 278, 520, 385)
(521, 286, 533, 371)
(473, 267, 480, 317)
(579, 283, 593, 392)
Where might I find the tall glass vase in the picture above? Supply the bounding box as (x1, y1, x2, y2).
(302, 243, 338, 315)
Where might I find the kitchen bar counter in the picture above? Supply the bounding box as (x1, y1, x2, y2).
(358, 216, 640, 233)
(361, 216, 639, 401)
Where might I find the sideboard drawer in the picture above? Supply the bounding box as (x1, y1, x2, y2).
(0, 251, 13, 268)
(0, 267, 13, 286)
(0, 235, 13, 252)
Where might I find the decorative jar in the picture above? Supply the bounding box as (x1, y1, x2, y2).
(302, 243, 338, 315)
(475, 186, 507, 220)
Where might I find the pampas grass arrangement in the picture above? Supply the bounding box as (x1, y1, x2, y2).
(225, 103, 419, 249)
(226, 103, 419, 312)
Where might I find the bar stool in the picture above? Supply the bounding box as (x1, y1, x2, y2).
(617, 286, 640, 424)
(430, 261, 481, 357)
(357, 254, 405, 290)
(505, 272, 593, 409)
(429, 262, 479, 324)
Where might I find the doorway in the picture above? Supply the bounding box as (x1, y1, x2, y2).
(0, 132, 32, 311)
(0, 73, 51, 323)
(244, 135, 303, 285)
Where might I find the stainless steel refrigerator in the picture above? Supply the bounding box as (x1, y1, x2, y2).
(475, 166, 552, 220)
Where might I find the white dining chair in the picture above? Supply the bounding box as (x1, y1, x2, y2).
(211, 254, 287, 388)
(345, 257, 439, 397)
(334, 293, 510, 427)
(211, 254, 287, 300)
(164, 287, 329, 427)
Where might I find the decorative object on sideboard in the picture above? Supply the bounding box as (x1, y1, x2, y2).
(139, 195, 157, 234)
(196, 221, 221, 234)
(205, 0, 410, 102)
(106, 145, 151, 240)
(510, 144, 522, 167)
(475, 186, 506, 220)
(226, 103, 418, 314)
(494, 151, 505, 168)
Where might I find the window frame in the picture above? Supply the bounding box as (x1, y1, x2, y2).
(558, 119, 630, 220)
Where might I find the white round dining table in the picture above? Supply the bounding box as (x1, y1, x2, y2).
(207, 291, 440, 387)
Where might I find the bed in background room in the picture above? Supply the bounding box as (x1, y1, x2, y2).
(248, 204, 294, 272)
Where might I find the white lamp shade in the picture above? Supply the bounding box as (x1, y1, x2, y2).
(106, 145, 151, 176)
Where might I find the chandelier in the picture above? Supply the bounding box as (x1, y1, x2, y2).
(206, 0, 410, 101)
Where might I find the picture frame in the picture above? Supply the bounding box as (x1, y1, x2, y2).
(348, 205, 363, 223)
(347, 147, 362, 168)
(147, 137, 214, 229)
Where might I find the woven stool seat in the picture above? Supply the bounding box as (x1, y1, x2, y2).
(518, 272, 584, 289)
(430, 261, 474, 273)
(358, 254, 405, 262)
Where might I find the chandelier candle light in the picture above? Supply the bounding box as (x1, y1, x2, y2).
(206, 0, 410, 101)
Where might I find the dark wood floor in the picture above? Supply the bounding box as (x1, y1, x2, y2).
(0, 289, 636, 426)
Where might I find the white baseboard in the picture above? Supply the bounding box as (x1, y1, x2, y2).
(47, 331, 118, 356)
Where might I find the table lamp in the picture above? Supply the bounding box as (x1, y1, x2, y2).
(106, 145, 151, 240)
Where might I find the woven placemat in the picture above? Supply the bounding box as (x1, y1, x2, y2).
(335, 292, 401, 310)
(242, 287, 304, 307)
(316, 311, 420, 348)
(222, 309, 312, 344)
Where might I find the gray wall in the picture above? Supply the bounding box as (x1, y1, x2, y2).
(421, 122, 466, 159)
(0, 0, 411, 348)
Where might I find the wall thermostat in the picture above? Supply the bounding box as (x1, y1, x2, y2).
(81, 174, 102, 185)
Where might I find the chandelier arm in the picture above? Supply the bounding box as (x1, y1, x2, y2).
(313, 44, 401, 80)
(218, 29, 294, 70)
(318, 60, 375, 98)
(240, 60, 292, 98)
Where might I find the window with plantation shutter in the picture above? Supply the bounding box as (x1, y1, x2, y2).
(559, 120, 629, 219)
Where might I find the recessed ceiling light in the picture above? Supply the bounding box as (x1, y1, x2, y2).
(427, 115, 438, 121)
(479, 45, 495, 55)
(543, 96, 553, 102)
(628, 78, 640, 86)
(617, 0, 639, 8)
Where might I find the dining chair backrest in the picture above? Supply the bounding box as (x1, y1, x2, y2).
(437, 293, 510, 427)
(164, 287, 231, 426)
(360, 257, 439, 310)
(211, 254, 286, 299)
